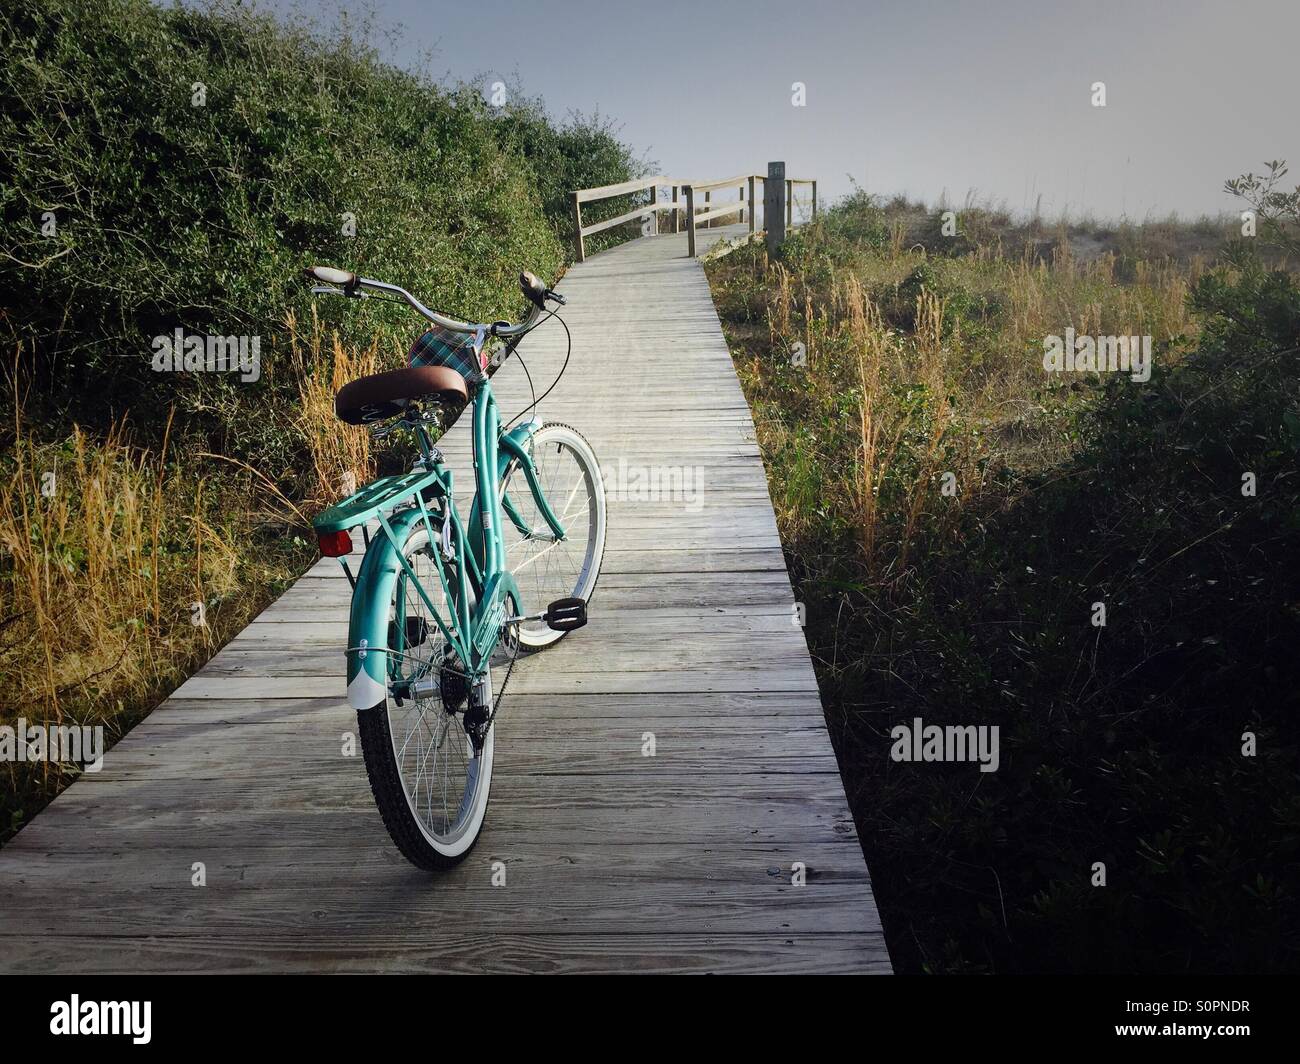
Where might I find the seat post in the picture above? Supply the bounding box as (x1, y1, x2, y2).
(416, 423, 437, 462)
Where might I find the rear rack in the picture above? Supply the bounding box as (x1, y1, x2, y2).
(313, 467, 447, 535)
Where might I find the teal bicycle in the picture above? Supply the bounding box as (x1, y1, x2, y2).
(305, 267, 606, 869)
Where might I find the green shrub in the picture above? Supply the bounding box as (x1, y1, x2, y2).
(0, 0, 633, 480)
(822, 184, 889, 250)
(488, 90, 647, 245)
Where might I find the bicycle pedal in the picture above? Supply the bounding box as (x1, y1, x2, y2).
(544, 597, 587, 632)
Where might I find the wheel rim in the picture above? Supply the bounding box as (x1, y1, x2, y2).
(385, 529, 492, 853)
(501, 428, 604, 644)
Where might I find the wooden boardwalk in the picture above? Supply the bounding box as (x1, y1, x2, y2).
(0, 225, 891, 973)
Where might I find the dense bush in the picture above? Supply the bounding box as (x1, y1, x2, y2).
(488, 90, 648, 243)
(880, 257, 1300, 972)
(0, 0, 636, 477)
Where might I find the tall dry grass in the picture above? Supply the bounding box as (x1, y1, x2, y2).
(287, 308, 378, 509)
(846, 277, 888, 570)
(0, 317, 380, 743)
(0, 328, 382, 823)
(0, 392, 245, 736)
(0, 317, 387, 836)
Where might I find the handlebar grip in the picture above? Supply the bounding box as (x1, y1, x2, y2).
(520, 271, 548, 310)
(305, 265, 358, 288)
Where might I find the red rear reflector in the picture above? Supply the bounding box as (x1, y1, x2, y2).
(318, 529, 353, 557)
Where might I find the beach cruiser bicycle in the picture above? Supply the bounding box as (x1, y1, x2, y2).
(304, 266, 606, 869)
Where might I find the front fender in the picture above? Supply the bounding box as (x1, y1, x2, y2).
(345, 506, 426, 710)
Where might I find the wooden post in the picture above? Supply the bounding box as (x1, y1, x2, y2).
(747, 176, 757, 235)
(648, 183, 657, 236)
(572, 191, 585, 263)
(764, 162, 786, 259)
(704, 189, 711, 229)
(738, 185, 745, 225)
(671, 185, 679, 233)
(786, 180, 793, 228)
(685, 185, 696, 257)
(811, 180, 818, 221)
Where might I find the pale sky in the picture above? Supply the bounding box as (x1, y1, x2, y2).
(235, 0, 1297, 221)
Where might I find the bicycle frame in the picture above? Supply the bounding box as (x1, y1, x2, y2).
(312, 379, 569, 711)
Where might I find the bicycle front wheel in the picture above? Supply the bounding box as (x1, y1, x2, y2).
(500, 423, 606, 649)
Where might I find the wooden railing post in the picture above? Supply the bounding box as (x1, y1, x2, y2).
(647, 183, 657, 236)
(572, 191, 585, 262)
(685, 184, 696, 257)
(738, 184, 745, 225)
(811, 180, 818, 221)
(704, 189, 711, 229)
(764, 162, 786, 259)
(786, 180, 793, 228)
(747, 176, 757, 235)
(671, 185, 679, 233)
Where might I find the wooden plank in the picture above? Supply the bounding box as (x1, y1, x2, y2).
(1, 884, 878, 937)
(574, 173, 668, 203)
(140, 690, 831, 722)
(0, 933, 890, 975)
(688, 172, 755, 193)
(0, 841, 872, 890)
(580, 200, 681, 238)
(693, 202, 746, 224)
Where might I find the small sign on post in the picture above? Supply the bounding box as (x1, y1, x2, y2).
(764, 161, 786, 259)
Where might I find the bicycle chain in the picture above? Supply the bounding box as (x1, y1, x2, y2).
(484, 625, 521, 731)
(453, 622, 520, 748)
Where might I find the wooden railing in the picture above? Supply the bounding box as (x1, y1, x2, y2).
(570, 166, 817, 261)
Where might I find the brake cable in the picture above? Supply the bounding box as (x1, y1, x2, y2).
(507, 310, 572, 429)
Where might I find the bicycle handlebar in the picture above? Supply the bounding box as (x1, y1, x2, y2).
(304, 265, 561, 337)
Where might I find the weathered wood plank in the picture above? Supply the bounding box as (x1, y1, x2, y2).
(0, 933, 890, 975)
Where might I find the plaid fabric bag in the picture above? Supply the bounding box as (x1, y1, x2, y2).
(407, 322, 494, 393)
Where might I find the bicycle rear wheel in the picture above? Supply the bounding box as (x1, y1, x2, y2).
(356, 524, 497, 869)
(501, 423, 606, 648)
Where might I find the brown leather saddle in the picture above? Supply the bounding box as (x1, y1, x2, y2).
(334, 364, 468, 426)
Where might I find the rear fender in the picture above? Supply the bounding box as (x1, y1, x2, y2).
(346, 505, 426, 710)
